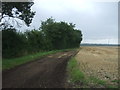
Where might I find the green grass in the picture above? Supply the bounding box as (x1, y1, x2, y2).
(107, 85, 119, 88)
(89, 76, 106, 85)
(67, 57, 118, 88)
(3, 48, 77, 70)
(67, 57, 85, 83)
(111, 80, 119, 83)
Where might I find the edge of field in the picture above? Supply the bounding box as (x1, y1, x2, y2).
(2, 48, 77, 71)
(66, 56, 119, 88)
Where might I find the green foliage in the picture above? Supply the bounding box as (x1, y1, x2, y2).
(2, 28, 27, 58)
(111, 80, 119, 83)
(2, 17, 82, 58)
(1, 1, 35, 27)
(89, 76, 106, 85)
(67, 57, 85, 83)
(3, 49, 76, 70)
(40, 17, 82, 50)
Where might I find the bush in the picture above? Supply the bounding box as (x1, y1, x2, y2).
(2, 28, 27, 58)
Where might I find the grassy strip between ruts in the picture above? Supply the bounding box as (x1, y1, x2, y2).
(67, 57, 118, 88)
(3, 48, 77, 70)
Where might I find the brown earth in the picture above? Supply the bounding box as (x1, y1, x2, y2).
(75, 46, 118, 86)
(3, 50, 78, 88)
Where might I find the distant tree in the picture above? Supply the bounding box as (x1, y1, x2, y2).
(40, 17, 82, 49)
(25, 30, 45, 52)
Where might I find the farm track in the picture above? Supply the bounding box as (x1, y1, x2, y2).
(3, 50, 78, 88)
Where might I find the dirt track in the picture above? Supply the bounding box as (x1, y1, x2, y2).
(3, 50, 78, 88)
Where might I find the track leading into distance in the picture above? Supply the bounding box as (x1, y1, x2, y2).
(3, 50, 78, 88)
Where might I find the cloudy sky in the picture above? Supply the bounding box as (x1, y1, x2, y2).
(27, 0, 118, 44)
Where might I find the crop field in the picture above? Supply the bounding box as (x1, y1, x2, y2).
(75, 46, 118, 87)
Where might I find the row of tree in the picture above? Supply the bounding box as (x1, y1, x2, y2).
(2, 18, 82, 58)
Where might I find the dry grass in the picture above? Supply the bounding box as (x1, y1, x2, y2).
(75, 46, 118, 87)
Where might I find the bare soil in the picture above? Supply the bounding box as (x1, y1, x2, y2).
(3, 50, 78, 88)
(75, 46, 118, 86)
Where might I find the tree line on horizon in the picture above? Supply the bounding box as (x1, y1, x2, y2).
(2, 18, 83, 58)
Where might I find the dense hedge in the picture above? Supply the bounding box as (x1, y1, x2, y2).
(2, 18, 82, 58)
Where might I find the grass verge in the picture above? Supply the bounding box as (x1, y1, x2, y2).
(3, 48, 77, 70)
(67, 57, 118, 88)
(67, 57, 85, 83)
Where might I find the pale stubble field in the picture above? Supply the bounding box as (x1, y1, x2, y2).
(75, 46, 118, 86)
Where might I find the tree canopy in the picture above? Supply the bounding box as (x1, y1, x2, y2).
(2, 18, 82, 58)
(40, 18, 82, 49)
(1, 1, 35, 28)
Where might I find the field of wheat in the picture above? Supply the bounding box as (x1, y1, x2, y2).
(75, 46, 118, 86)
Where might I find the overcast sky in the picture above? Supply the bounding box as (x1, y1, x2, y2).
(27, 0, 118, 44)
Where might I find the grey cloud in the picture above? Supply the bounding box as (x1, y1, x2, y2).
(29, 0, 118, 44)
